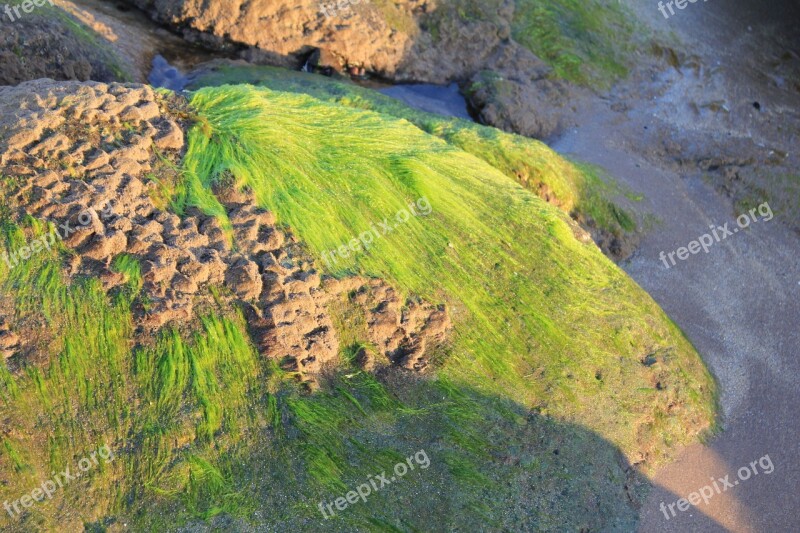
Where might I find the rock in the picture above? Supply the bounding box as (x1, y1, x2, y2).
(83, 230, 129, 262)
(463, 43, 571, 140)
(224, 257, 263, 301)
(0, 321, 19, 360)
(179, 257, 211, 286)
(84, 150, 111, 171)
(107, 217, 134, 233)
(154, 120, 184, 151)
(120, 105, 144, 123)
(99, 269, 126, 290)
(171, 272, 199, 294)
(121, 0, 571, 138)
(197, 248, 227, 285)
(137, 101, 162, 121)
(123, 0, 497, 84)
(325, 277, 452, 372)
(0, 330, 19, 351)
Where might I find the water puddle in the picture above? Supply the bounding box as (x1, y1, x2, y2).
(148, 55, 192, 91)
(378, 83, 473, 120)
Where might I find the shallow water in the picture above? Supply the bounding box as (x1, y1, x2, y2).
(379, 83, 473, 121)
(148, 53, 476, 122)
(148, 54, 191, 91)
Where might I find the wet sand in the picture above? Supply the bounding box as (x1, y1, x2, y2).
(555, 0, 800, 530)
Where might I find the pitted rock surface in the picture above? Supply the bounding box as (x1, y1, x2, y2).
(325, 277, 451, 372)
(0, 80, 451, 382)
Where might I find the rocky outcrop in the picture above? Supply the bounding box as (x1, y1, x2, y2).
(124, 0, 424, 80)
(0, 80, 451, 382)
(122, 0, 570, 139)
(464, 44, 570, 140)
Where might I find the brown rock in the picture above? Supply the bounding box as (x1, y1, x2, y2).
(84, 150, 111, 171)
(171, 272, 198, 294)
(120, 105, 144, 123)
(225, 257, 263, 301)
(154, 120, 184, 151)
(83, 230, 128, 262)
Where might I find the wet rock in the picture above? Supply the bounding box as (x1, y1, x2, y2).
(148, 55, 191, 92)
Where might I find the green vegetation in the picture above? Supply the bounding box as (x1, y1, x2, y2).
(0, 83, 715, 531)
(0, 217, 263, 529)
(575, 162, 638, 233)
(421, 0, 640, 86)
(178, 84, 714, 443)
(187, 65, 636, 239)
(422, 0, 508, 42)
(111, 254, 142, 294)
(369, 0, 418, 34)
(511, 0, 640, 86)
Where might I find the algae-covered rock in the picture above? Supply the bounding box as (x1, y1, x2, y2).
(0, 80, 715, 531)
